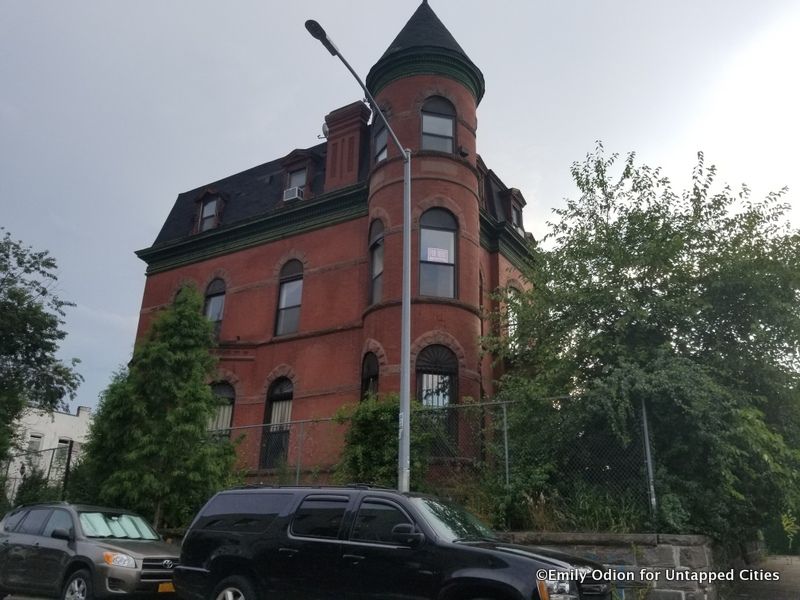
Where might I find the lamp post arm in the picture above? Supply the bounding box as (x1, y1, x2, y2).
(331, 52, 409, 161)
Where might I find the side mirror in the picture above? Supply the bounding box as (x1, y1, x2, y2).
(51, 528, 73, 542)
(391, 523, 424, 547)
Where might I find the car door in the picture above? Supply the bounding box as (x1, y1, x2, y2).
(35, 508, 76, 595)
(342, 497, 438, 600)
(0, 509, 28, 590)
(277, 494, 351, 599)
(2, 508, 52, 595)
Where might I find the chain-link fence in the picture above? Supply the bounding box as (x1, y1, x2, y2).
(216, 417, 348, 485)
(3, 442, 82, 503)
(213, 400, 656, 532)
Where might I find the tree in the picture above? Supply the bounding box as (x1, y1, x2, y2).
(0, 229, 82, 461)
(334, 394, 438, 489)
(488, 145, 800, 543)
(79, 286, 238, 528)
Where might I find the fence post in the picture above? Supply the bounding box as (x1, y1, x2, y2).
(640, 398, 657, 525)
(502, 403, 510, 486)
(61, 440, 74, 501)
(295, 421, 305, 485)
(45, 448, 55, 482)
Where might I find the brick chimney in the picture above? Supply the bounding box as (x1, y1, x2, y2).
(323, 101, 370, 193)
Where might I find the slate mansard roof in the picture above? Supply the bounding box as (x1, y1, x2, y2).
(152, 142, 331, 246)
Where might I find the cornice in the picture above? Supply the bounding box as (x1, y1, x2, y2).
(479, 211, 533, 272)
(366, 48, 485, 104)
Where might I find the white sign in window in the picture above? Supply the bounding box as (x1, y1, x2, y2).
(427, 248, 449, 263)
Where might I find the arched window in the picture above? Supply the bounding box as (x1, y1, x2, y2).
(419, 208, 457, 298)
(198, 196, 221, 232)
(507, 287, 520, 352)
(421, 97, 455, 153)
(416, 344, 457, 407)
(275, 260, 303, 336)
(361, 352, 380, 400)
(204, 279, 226, 337)
(261, 377, 293, 469)
(209, 382, 235, 435)
(369, 220, 384, 304)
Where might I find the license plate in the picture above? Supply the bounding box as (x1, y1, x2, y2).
(158, 582, 175, 593)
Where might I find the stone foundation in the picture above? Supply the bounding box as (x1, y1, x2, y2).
(501, 532, 717, 600)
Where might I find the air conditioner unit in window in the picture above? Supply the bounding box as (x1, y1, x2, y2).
(283, 187, 304, 202)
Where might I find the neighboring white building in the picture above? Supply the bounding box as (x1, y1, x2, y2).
(4, 406, 93, 500)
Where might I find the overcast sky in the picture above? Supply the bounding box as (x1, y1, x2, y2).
(2, 0, 798, 412)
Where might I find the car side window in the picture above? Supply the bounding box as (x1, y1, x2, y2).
(16, 508, 51, 535)
(3, 510, 27, 532)
(198, 492, 292, 533)
(42, 509, 74, 537)
(351, 499, 412, 544)
(291, 496, 348, 539)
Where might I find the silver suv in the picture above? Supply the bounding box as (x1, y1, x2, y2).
(0, 502, 180, 599)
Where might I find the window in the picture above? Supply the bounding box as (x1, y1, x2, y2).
(27, 433, 43, 453)
(275, 260, 303, 336)
(204, 279, 226, 338)
(416, 345, 459, 457)
(260, 378, 293, 469)
(511, 204, 523, 229)
(43, 509, 74, 538)
(507, 288, 520, 351)
(416, 345, 457, 407)
(374, 126, 388, 162)
(369, 220, 384, 304)
(209, 382, 235, 434)
(291, 496, 348, 539)
(17, 508, 51, 535)
(351, 500, 411, 544)
(3, 510, 26, 532)
(197, 492, 292, 533)
(419, 208, 456, 298)
(78, 512, 159, 540)
(199, 196, 221, 232)
(421, 97, 455, 153)
(288, 168, 307, 190)
(361, 353, 379, 400)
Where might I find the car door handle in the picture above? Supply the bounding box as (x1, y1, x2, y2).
(343, 553, 365, 562)
(278, 547, 299, 556)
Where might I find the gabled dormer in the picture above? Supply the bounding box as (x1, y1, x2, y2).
(499, 187, 527, 236)
(280, 148, 321, 203)
(194, 189, 225, 234)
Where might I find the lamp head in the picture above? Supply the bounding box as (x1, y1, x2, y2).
(305, 20, 338, 56)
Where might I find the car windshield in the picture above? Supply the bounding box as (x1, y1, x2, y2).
(79, 511, 159, 540)
(409, 497, 497, 542)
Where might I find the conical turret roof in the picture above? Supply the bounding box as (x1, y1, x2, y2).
(366, 1, 485, 103)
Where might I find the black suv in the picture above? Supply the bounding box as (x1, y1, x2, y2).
(0, 501, 179, 599)
(174, 486, 611, 600)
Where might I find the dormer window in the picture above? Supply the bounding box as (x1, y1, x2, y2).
(199, 196, 221, 232)
(421, 97, 455, 153)
(288, 168, 307, 191)
(511, 204, 523, 230)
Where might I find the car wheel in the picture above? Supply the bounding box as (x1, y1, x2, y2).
(210, 575, 258, 600)
(62, 569, 93, 600)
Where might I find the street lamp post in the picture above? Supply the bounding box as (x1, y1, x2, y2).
(305, 20, 413, 493)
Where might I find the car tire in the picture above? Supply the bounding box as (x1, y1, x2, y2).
(62, 569, 93, 600)
(210, 575, 259, 600)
